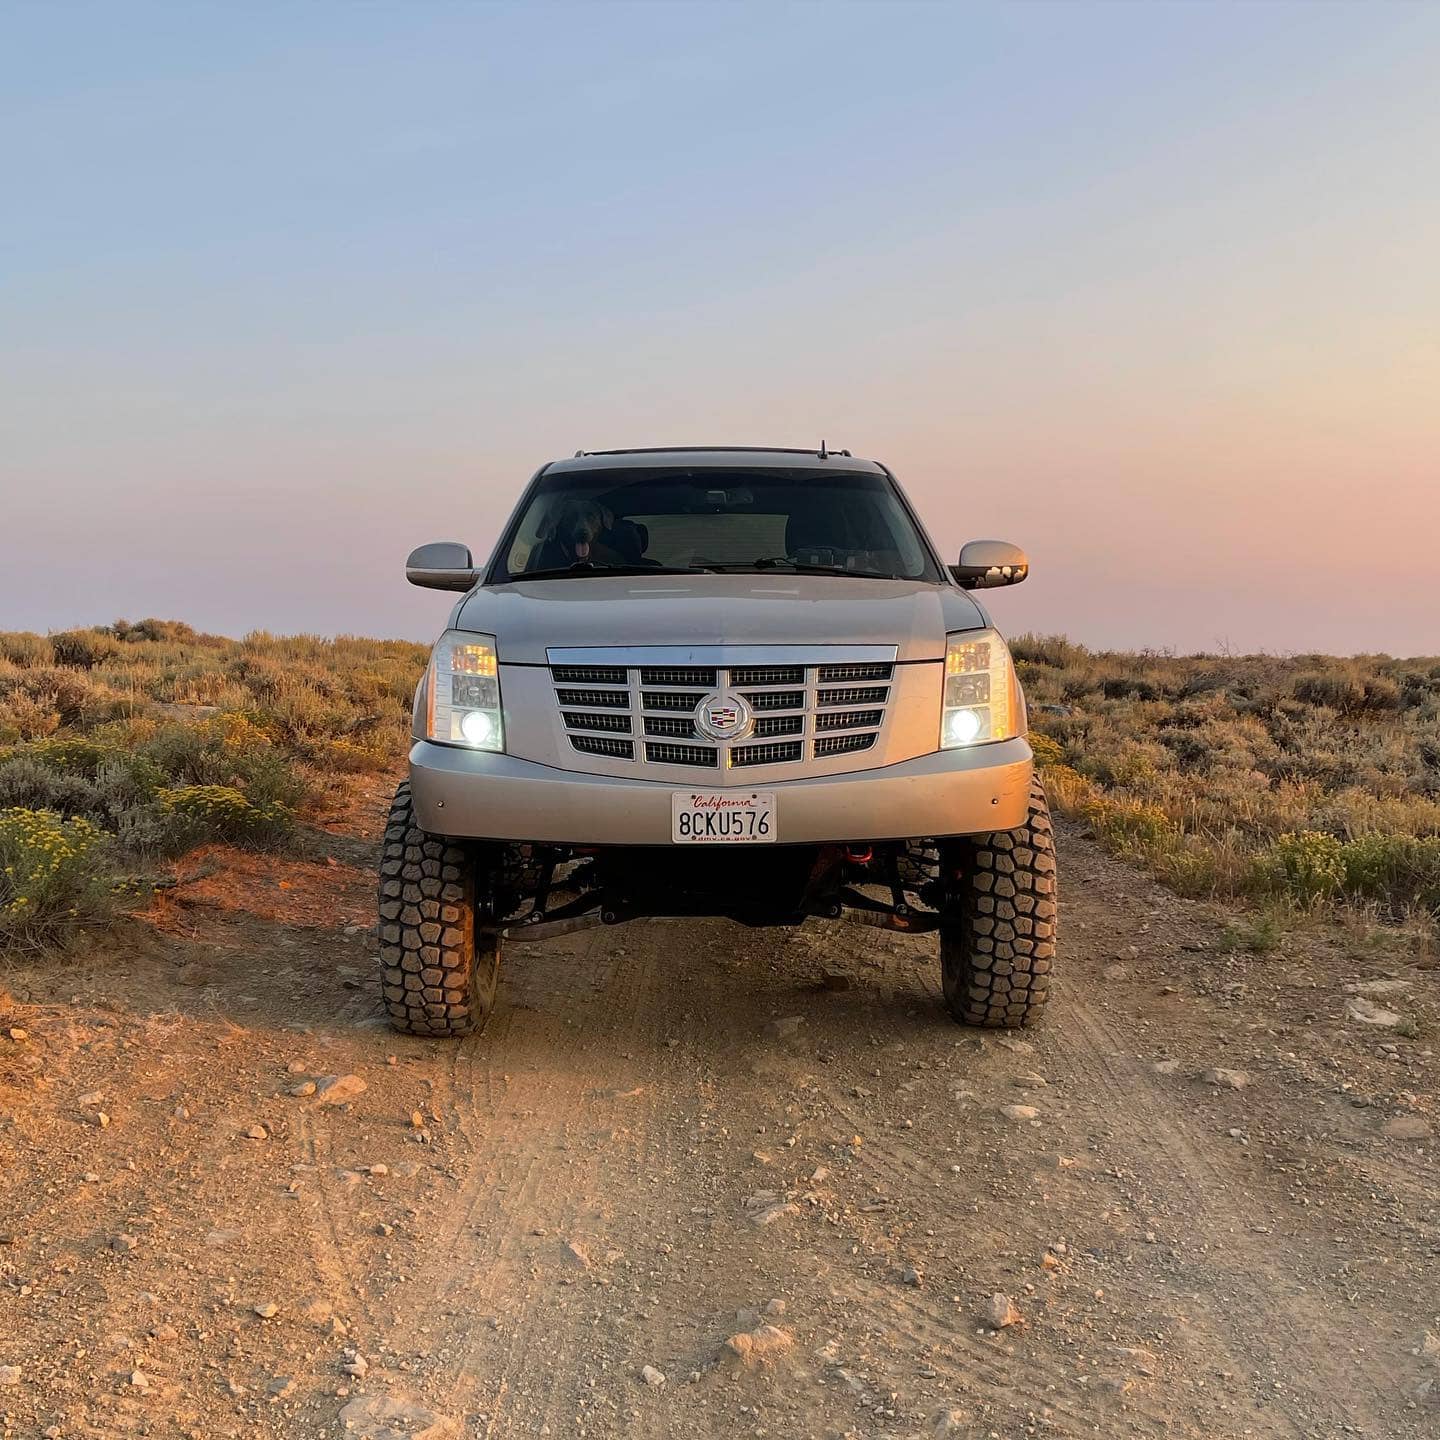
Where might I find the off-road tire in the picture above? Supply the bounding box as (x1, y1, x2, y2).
(377, 780, 499, 1037)
(939, 774, 1057, 1027)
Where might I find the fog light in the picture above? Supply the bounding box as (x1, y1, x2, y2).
(459, 710, 495, 746)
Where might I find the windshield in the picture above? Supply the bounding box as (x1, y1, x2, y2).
(491, 467, 941, 583)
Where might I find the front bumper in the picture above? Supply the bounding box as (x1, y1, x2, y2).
(409, 738, 1034, 845)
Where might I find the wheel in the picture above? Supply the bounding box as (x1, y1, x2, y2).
(939, 774, 1057, 1027)
(896, 839, 940, 893)
(377, 780, 500, 1037)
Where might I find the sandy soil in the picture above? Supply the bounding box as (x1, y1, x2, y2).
(0, 782, 1436, 1440)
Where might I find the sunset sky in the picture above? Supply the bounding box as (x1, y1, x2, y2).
(3, 1, 1438, 654)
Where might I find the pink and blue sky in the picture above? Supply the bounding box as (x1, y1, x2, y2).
(3, 1, 1438, 653)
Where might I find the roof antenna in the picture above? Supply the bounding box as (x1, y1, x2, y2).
(818, 439, 828, 460)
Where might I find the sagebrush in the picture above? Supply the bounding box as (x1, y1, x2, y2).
(0, 621, 427, 950)
(1016, 637, 1440, 914)
(2, 621, 1435, 954)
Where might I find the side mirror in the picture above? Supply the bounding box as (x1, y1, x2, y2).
(951, 540, 1029, 589)
(406, 541, 478, 591)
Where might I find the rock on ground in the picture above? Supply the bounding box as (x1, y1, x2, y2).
(337, 1394, 458, 1439)
(722, 1324, 794, 1366)
(743, 1190, 800, 1226)
(929, 1408, 973, 1437)
(1344, 997, 1406, 1028)
(1383, 1115, 1431, 1140)
(314, 1073, 368, 1106)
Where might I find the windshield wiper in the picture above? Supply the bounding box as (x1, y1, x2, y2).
(511, 563, 721, 582)
(710, 557, 897, 578)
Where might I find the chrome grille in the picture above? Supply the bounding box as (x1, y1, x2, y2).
(817, 685, 889, 708)
(743, 689, 805, 711)
(562, 710, 632, 733)
(552, 664, 628, 685)
(640, 666, 717, 686)
(754, 714, 804, 737)
(643, 690, 706, 712)
(730, 664, 804, 686)
(556, 687, 630, 708)
(815, 733, 877, 758)
(571, 734, 633, 758)
(733, 740, 804, 766)
(548, 655, 896, 770)
(818, 661, 891, 681)
(645, 741, 717, 767)
(815, 708, 884, 732)
(644, 716, 697, 738)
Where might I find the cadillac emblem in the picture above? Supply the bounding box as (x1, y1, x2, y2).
(694, 689, 754, 742)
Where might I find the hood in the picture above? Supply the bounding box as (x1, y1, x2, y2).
(455, 574, 985, 663)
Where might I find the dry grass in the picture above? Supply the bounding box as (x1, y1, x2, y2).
(1016, 636, 1440, 920)
(3, 620, 1436, 953)
(0, 621, 426, 950)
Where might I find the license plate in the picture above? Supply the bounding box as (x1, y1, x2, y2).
(671, 790, 776, 844)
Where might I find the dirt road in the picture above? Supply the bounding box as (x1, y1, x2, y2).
(1, 785, 1436, 1439)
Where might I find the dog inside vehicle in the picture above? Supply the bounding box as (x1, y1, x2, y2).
(530, 498, 651, 570)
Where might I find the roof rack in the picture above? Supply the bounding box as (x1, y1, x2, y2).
(572, 444, 852, 459)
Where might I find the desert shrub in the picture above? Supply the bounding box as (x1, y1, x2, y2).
(1290, 670, 1359, 712)
(0, 623, 435, 954)
(1339, 833, 1440, 912)
(1028, 731, 1064, 767)
(0, 750, 168, 826)
(309, 733, 394, 773)
(1081, 738, 1171, 789)
(1258, 831, 1346, 905)
(0, 757, 99, 817)
(158, 785, 293, 847)
(1011, 634, 1090, 669)
(1039, 762, 1096, 814)
(0, 633, 52, 667)
(0, 808, 111, 950)
(1006, 638, 1439, 914)
(1396, 670, 1438, 710)
(1101, 675, 1161, 702)
(1220, 912, 1287, 953)
(223, 652, 289, 703)
(1290, 669, 1402, 716)
(1091, 796, 1178, 855)
(1357, 676, 1403, 712)
(49, 629, 120, 670)
(109, 618, 207, 645)
(18, 735, 126, 778)
(0, 667, 103, 738)
(1061, 668, 1102, 703)
(139, 715, 307, 811)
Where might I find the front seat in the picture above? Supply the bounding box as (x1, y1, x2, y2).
(607, 517, 652, 564)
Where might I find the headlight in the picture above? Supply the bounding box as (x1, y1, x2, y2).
(426, 629, 504, 751)
(941, 628, 1022, 748)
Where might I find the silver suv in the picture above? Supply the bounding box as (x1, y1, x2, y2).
(380, 447, 1056, 1037)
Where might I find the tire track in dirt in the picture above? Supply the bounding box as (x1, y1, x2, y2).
(289, 1107, 374, 1321)
(374, 926, 683, 1434)
(814, 1054, 1190, 1434)
(1056, 993, 1402, 1436)
(767, 923, 1184, 1436)
(14, 809, 1434, 1440)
